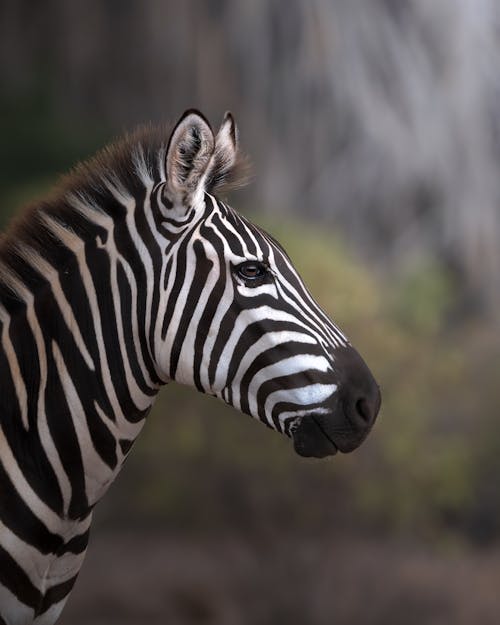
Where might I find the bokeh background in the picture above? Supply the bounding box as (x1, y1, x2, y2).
(1, 1, 500, 623)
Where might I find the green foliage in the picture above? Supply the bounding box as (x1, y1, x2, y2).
(391, 259, 456, 335)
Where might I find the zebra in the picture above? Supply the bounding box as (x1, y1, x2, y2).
(0, 109, 380, 624)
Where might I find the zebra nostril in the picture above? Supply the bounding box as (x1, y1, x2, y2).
(355, 398, 372, 424)
(353, 386, 381, 427)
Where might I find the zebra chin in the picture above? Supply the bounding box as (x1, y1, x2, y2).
(290, 412, 368, 459)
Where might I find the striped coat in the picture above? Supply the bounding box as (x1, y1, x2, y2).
(0, 110, 380, 624)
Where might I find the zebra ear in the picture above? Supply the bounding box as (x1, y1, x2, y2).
(164, 109, 215, 207)
(205, 112, 249, 194)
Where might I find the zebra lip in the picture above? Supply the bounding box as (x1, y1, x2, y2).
(292, 415, 338, 459)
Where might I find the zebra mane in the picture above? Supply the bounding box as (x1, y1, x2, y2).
(0, 122, 249, 305)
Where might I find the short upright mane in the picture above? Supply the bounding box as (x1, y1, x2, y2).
(0, 122, 248, 306)
(1, 124, 167, 244)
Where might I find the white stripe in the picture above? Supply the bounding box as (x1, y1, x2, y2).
(52, 341, 117, 506)
(0, 426, 64, 534)
(213, 306, 317, 391)
(246, 354, 333, 425)
(0, 306, 29, 430)
(0, 579, 34, 624)
(15, 245, 95, 371)
(264, 386, 337, 429)
(22, 295, 73, 517)
(277, 407, 331, 430)
(230, 331, 317, 411)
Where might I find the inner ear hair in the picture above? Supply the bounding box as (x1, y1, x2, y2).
(165, 110, 215, 203)
(176, 124, 203, 184)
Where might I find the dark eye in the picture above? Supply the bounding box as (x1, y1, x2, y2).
(236, 261, 268, 281)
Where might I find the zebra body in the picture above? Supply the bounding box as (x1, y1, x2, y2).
(0, 110, 380, 624)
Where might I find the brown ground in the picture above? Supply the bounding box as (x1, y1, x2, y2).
(59, 530, 500, 625)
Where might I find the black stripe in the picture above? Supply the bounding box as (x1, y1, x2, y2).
(0, 544, 41, 610)
(85, 239, 144, 431)
(237, 343, 325, 416)
(0, 461, 63, 555)
(227, 210, 258, 257)
(7, 308, 41, 429)
(44, 346, 89, 519)
(160, 221, 201, 341)
(113, 203, 161, 393)
(169, 240, 213, 379)
(192, 224, 228, 391)
(131, 207, 163, 385)
(2, 312, 64, 515)
(255, 370, 333, 423)
(116, 262, 157, 396)
(225, 320, 313, 383)
(37, 575, 78, 615)
(57, 250, 116, 420)
(210, 212, 246, 257)
(119, 437, 135, 456)
(59, 529, 90, 556)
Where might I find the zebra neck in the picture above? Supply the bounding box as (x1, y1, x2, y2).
(0, 132, 173, 516)
(0, 223, 163, 519)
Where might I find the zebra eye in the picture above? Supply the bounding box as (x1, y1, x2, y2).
(236, 261, 268, 281)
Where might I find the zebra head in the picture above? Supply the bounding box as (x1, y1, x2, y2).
(155, 110, 380, 458)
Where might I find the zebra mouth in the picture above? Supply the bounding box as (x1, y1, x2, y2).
(291, 414, 339, 458)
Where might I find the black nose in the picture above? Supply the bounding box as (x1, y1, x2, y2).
(291, 345, 380, 458)
(334, 346, 381, 431)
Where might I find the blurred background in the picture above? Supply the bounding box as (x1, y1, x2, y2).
(1, 0, 500, 623)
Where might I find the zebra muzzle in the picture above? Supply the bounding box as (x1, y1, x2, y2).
(291, 346, 381, 458)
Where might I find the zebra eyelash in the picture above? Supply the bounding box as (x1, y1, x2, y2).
(233, 260, 270, 285)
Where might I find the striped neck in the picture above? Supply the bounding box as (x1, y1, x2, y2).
(0, 169, 167, 519)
